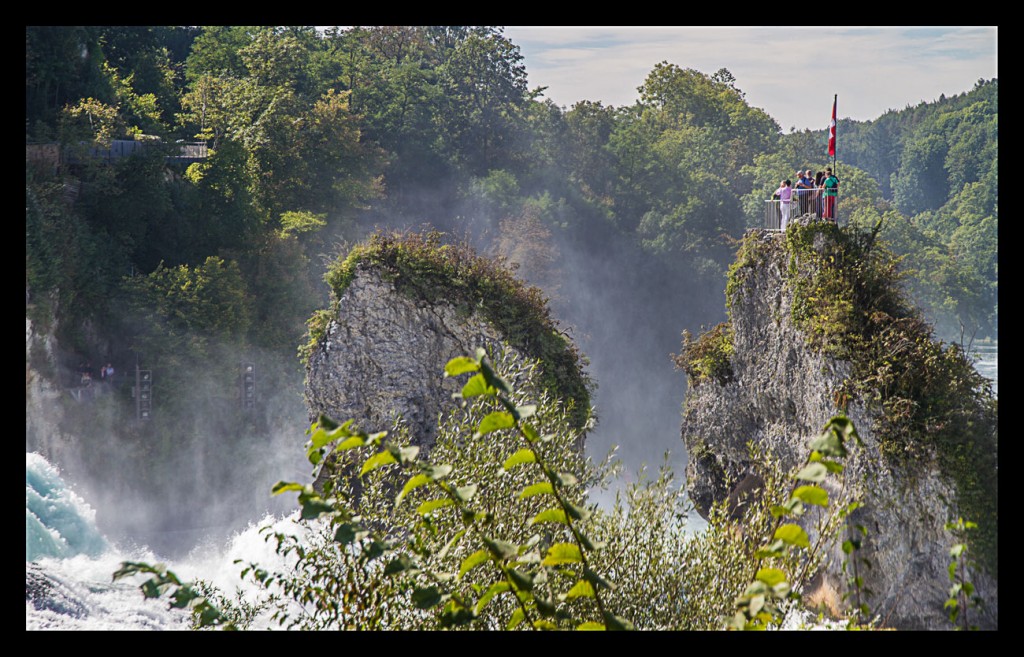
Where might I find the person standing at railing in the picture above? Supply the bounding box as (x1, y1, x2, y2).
(822, 167, 840, 222)
(775, 179, 793, 230)
(796, 169, 814, 216)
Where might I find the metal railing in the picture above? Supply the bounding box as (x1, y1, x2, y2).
(764, 189, 839, 230)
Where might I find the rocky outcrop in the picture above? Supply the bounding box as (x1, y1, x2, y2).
(681, 218, 997, 630)
(305, 264, 514, 451)
(304, 251, 588, 491)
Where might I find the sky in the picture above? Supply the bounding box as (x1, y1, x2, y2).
(502, 26, 998, 132)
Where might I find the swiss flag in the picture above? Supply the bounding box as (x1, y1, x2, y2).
(828, 97, 837, 157)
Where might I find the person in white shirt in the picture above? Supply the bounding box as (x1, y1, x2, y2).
(775, 179, 793, 230)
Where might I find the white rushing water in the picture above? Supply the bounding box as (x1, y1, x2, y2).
(26, 452, 310, 630)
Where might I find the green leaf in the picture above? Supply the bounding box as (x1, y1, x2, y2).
(461, 373, 492, 399)
(543, 543, 582, 567)
(755, 567, 787, 587)
(519, 482, 554, 499)
(793, 485, 829, 507)
(270, 481, 305, 496)
(577, 533, 605, 552)
(477, 411, 515, 436)
(359, 450, 396, 477)
(362, 539, 390, 562)
(479, 357, 512, 394)
(602, 610, 635, 631)
(458, 549, 491, 579)
(748, 593, 766, 617)
(475, 581, 510, 615)
(383, 555, 418, 576)
(300, 498, 335, 520)
(521, 422, 541, 443)
(530, 508, 568, 526)
(439, 600, 475, 627)
(483, 537, 519, 561)
(506, 567, 534, 592)
(334, 523, 368, 546)
(809, 429, 846, 457)
(755, 539, 786, 559)
(454, 484, 478, 502)
(555, 472, 578, 487)
(507, 607, 525, 630)
(770, 497, 804, 518)
(533, 619, 558, 630)
(425, 464, 453, 481)
(535, 596, 557, 618)
(445, 356, 480, 376)
(794, 462, 827, 483)
(564, 501, 592, 521)
(316, 415, 340, 431)
(503, 448, 536, 470)
(395, 445, 420, 463)
(577, 621, 604, 630)
(396, 474, 429, 506)
(774, 524, 811, 548)
(416, 498, 455, 515)
(566, 579, 595, 600)
(819, 458, 845, 474)
(411, 586, 443, 609)
(583, 567, 615, 591)
(306, 427, 334, 452)
(334, 435, 367, 452)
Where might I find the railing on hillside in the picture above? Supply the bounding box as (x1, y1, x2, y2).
(167, 141, 208, 163)
(53, 139, 209, 167)
(764, 188, 839, 230)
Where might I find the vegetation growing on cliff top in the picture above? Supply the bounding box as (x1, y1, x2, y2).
(309, 229, 592, 430)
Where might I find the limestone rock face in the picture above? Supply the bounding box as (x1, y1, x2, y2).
(305, 265, 526, 486)
(681, 221, 997, 630)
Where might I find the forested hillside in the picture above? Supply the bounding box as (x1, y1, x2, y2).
(25, 26, 997, 550)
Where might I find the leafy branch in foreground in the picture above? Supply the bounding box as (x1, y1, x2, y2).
(265, 347, 630, 630)
(944, 517, 983, 630)
(112, 561, 238, 630)
(727, 416, 863, 630)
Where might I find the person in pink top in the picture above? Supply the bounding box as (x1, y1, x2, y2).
(775, 179, 793, 231)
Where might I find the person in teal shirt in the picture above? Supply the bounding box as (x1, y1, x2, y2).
(822, 168, 839, 221)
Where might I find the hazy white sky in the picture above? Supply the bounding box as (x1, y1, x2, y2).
(503, 26, 998, 132)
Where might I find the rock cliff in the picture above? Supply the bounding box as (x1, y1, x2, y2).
(679, 217, 998, 630)
(304, 232, 590, 490)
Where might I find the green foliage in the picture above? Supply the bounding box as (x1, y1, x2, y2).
(112, 561, 238, 630)
(264, 347, 622, 630)
(727, 417, 862, 630)
(944, 517, 984, 630)
(320, 229, 591, 429)
(673, 323, 734, 387)
(115, 349, 884, 631)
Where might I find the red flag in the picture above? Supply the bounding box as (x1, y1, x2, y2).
(827, 96, 837, 157)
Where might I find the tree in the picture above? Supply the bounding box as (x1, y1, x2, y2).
(436, 29, 529, 175)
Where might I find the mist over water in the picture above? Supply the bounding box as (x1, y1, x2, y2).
(27, 452, 310, 630)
